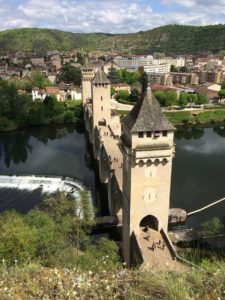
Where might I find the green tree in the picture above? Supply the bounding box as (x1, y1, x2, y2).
(129, 88, 141, 103)
(27, 102, 48, 126)
(196, 93, 208, 105)
(43, 96, 57, 117)
(164, 91, 178, 106)
(0, 80, 32, 121)
(189, 94, 198, 106)
(58, 66, 81, 86)
(107, 67, 120, 83)
(140, 72, 148, 95)
(117, 69, 141, 85)
(0, 211, 37, 264)
(116, 90, 130, 102)
(218, 89, 225, 99)
(98, 55, 106, 62)
(201, 217, 224, 247)
(179, 66, 189, 73)
(64, 110, 75, 123)
(111, 87, 116, 97)
(170, 65, 178, 72)
(77, 52, 85, 65)
(39, 191, 75, 222)
(30, 71, 51, 89)
(221, 82, 225, 89)
(178, 93, 189, 107)
(25, 209, 67, 264)
(154, 91, 166, 106)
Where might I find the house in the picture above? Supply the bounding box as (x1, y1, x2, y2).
(31, 56, 45, 65)
(71, 87, 82, 100)
(32, 87, 46, 101)
(46, 86, 61, 101)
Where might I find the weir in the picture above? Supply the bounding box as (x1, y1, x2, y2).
(81, 60, 189, 270)
(0, 175, 93, 217)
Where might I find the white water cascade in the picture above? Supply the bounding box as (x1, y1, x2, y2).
(0, 175, 93, 217)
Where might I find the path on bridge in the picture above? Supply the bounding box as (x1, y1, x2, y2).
(101, 126, 123, 190)
(139, 228, 188, 272)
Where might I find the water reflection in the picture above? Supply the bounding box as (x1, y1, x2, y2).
(0, 126, 76, 167)
(176, 126, 225, 140)
(213, 126, 225, 138)
(172, 126, 225, 229)
(175, 127, 204, 140)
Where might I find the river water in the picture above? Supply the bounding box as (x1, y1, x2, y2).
(0, 125, 225, 229)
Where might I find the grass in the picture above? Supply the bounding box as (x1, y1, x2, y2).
(165, 109, 225, 125)
(114, 108, 225, 126)
(204, 105, 225, 110)
(65, 100, 82, 108)
(0, 259, 225, 299)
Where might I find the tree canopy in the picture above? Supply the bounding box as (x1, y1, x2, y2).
(58, 66, 81, 86)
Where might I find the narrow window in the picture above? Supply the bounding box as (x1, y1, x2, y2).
(101, 96, 103, 101)
(154, 131, 160, 138)
(138, 132, 144, 138)
(162, 131, 167, 137)
(101, 106, 103, 111)
(147, 131, 152, 137)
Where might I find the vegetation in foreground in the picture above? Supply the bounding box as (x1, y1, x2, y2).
(0, 191, 225, 299)
(0, 259, 225, 299)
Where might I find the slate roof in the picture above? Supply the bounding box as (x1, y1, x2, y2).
(92, 69, 111, 84)
(82, 57, 93, 69)
(123, 86, 175, 133)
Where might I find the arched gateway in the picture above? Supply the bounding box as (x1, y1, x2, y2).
(140, 215, 159, 231)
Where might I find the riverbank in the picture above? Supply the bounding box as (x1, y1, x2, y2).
(114, 108, 225, 126)
(0, 100, 83, 132)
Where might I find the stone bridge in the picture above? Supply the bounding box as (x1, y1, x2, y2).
(83, 103, 190, 271)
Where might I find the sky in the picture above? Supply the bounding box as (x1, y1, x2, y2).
(0, 0, 225, 34)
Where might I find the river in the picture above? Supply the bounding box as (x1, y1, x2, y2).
(0, 125, 225, 229)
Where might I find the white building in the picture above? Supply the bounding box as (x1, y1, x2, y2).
(32, 88, 46, 101)
(144, 63, 171, 74)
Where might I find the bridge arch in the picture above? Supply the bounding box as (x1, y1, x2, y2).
(139, 215, 159, 231)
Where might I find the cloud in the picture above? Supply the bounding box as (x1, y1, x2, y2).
(0, 0, 224, 33)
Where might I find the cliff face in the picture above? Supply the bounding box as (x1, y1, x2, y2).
(1, 24, 225, 54)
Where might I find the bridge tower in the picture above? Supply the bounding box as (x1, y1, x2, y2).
(81, 58, 95, 105)
(120, 85, 175, 266)
(91, 69, 111, 129)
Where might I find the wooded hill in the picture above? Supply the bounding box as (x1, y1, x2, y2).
(0, 24, 225, 54)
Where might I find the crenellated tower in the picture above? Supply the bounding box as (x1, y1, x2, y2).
(81, 58, 96, 105)
(91, 69, 111, 129)
(120, 85, 176, 265)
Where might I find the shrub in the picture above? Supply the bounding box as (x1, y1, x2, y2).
(63, 110, 75, 123)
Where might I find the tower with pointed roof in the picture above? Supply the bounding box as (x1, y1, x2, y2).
(81, 57, 96, 105)
(91, 68, 111, 129)
(120, 85, 176, 265)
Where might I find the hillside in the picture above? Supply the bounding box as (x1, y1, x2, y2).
(0, 24, 225, 54)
